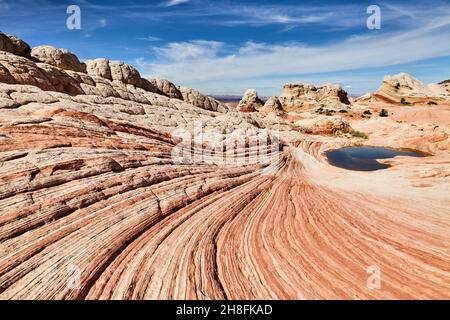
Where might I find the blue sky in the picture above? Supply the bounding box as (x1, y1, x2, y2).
(1, 0, 450, 96)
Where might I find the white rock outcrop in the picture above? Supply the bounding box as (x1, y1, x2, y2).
(278, 83, 350, 112)
(31, 45, 86, 73)
(376, 73, 450, 104)
(147, 78, 183, 100)
(237, 89, 264, 112)
(179, 86, 228, 113)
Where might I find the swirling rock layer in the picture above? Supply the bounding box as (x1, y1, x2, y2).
(0, 34, 449, 300)
(371, 73, 450, 105)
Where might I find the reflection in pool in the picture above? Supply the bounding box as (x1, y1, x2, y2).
(326, 146, 426, 171)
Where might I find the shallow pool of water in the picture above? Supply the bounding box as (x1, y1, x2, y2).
(326, 146, 426, 171)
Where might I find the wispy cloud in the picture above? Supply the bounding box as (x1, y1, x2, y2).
(2, 0, 450, 96)
(76, 2, 364, 30)
(3, 1, 442, 35)
(165, 0, 190, 7)
(136, 35, 163, 41)
(153, 40, 223, 61)
(98, 19, 108, 27)
(210, 5, 336, 28)
(139, 15, 450, 95)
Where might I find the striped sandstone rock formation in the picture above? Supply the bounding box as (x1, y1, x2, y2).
(0, 33, 449, 299)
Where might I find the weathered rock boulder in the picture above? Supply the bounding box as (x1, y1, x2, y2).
(0, 51, 63, 91)
(31, 45, 86, 73)
(0, 50, 155, 98)
(179, 86, 228, 112)
(237, 89, 264, 112)
(438, 79, 450, 95)
(375, 73, 450, 104)
(259, 96, 283, 114)
(0, 33, 31, 58)
(109, 60, 141, 87)
(353, 92, 372, 103)
(279, 83, 350, 112)
(85, 58, 111, 79)
(85, 58, 156, 92)
(295, 115, 351, 135)
(147, 78, 183, 100)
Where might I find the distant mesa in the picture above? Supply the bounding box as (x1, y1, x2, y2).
(212, 95, 243, 103)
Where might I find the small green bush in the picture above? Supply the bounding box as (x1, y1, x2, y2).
(379, 109, 388, 117)
(400, 98, 410, 105)
(350, 130, 368, 139)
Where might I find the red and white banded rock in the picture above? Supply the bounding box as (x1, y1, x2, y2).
(0, 34, 449, 300)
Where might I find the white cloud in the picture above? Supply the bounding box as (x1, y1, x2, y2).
(98, 19, 107, 27)
(166, 0, 190, 7)
(153, 40, 223, 62)
(139, 17, 450, 95)
(238, 41, 273, 55)
(212, 5, 335, 28)
(95, 2, 360, 30)
(136, 35, 163, 41)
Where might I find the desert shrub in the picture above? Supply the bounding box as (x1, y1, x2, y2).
(427, 101, 437, 105)
(400, 98, 410, 105)
(379, 109, 388, 117)
(339, 109, 348, 113)
(363, 110, 372, 115)
(350, 130, 368, 139)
